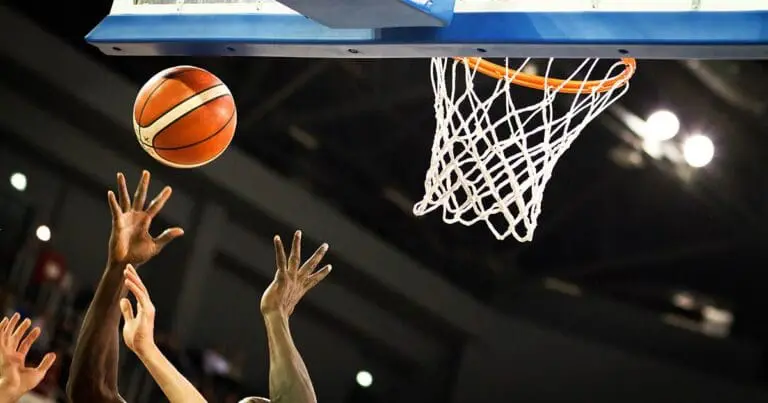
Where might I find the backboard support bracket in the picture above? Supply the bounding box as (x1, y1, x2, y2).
(277, 0, 455, 28)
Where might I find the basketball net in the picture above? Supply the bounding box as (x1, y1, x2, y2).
(413, 57, 636, 241)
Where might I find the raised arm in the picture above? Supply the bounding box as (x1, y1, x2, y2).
(120, 264, 206, 403)
(67, 171, 183, 403)
(257, 231, 332, 403)
(66, 250, 126, 403)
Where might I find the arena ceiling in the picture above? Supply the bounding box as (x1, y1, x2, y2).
(4, 0, 768, 388)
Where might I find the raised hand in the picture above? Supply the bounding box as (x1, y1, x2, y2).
(120, 264, 157, 355)
(261, 230, 332, 317)
(0, 314, 56, 401)
(108, 171, 184, 266)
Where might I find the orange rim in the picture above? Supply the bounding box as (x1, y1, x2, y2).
(455, 57, 636, 94)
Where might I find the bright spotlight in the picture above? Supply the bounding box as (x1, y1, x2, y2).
(682, 134, 714, 168)
(355, 370, 373, 388)
(36, 225, 51, 242)
(9, 172, 27, 191)
(645, 110, 680, 141)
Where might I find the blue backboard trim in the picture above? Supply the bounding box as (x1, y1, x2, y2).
(86, 11, 768, 58)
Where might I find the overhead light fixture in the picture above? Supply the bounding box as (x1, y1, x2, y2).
(682, 134, 714, 168)
(36, 225, 51, 242)
(355, 370, 373, 388)
(10, 172, 27, 191)
(644, 110, 680, 142)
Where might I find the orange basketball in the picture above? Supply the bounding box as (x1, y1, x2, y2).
(133, 66, 236, 168)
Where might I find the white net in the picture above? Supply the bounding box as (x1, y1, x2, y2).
(413, 57, 633, 242)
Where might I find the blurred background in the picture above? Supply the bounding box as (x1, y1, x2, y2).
(2, 2, 768, 403)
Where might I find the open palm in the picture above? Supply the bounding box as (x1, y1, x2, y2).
(261, 230, 332, 317)
(0, 314, 56, 399)
(108, 171, 184, 265)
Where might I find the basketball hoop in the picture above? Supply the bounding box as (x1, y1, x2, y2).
(413, 57, 636, 242)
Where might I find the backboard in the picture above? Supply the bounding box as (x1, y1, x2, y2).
(85, 0, 768, 242)
(87, 0, 768, 58)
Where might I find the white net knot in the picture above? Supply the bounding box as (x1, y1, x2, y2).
(413, 57, 632, 242)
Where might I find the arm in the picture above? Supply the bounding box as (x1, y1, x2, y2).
(260, 231, 332, 403)
(67, 171, 182, 403)
(120, 265, 206, 403)
(263, 312, 313, 403)
(66, 260, 126, 403)
(135, 345, 206, 403)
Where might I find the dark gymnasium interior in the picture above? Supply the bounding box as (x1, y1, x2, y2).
(2, 1, 768, 402)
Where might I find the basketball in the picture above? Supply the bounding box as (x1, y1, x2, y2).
(132, 66, 236, 168)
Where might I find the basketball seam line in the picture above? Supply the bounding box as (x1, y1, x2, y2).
(137, 66, 198, 126)
(143, 98, 235, 151)
(138, 75, 222, 128)
(138, 78, 167, 128)
(144, 91, 231, 149)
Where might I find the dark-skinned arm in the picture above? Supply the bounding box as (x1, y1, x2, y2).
(67, 173, 136, 403)
(66, 259, 127, 403)
(67, 171, 182, 403)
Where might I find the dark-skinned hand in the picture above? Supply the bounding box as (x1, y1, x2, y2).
(261, 230, 332, 317)
(108, 170, 184, 266)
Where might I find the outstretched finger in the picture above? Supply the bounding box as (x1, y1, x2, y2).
(273, 235, 287, 272)
(298, 243, 328, 277)
(35, 352, 56, 374)
(117, 173, 131, 211)
(124, 280, 145, 313)
(288, 230, 302, 271)
(17, 327, 41, 357)
(146, 186, 172, 218)
(125, 278, 154, 316)
(11, 318, 32, 348)
(0, 317, 8, 334)
(125, 265, 149, 295)
(119, 298, 135, 322)
(153, 227, 184, 251)
(304, 265, 332, 291)
(133, 170, 150, 211)
(107, 191, 121, 222)
(3, 313, 20, 342)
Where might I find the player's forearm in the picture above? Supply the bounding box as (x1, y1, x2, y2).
(264, 312, 317, 403)
(135, 344, 207, 403)
(67, 258, 127, 402)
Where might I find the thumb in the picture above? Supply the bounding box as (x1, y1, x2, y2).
(120, 298, 135, 322)
(153, 227, 184, 250)
(36, 352, 56, 373)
